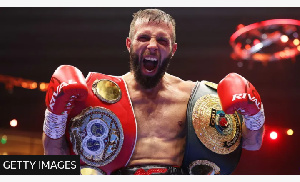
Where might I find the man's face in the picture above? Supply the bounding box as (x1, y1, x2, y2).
(126, 20, 177, 89)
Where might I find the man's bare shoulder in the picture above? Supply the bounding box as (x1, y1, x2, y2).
(164, 73, 196, 94)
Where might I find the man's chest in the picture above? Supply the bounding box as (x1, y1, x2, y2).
(130, 93, 189, 138)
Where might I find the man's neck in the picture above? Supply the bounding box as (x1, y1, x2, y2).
(123, 72, 169, 95)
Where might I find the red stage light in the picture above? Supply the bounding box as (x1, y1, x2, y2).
(270, 131, 278, 140)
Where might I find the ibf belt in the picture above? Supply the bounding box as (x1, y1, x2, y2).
(182, 81, 243, 175)
(66, 72, 137, 175)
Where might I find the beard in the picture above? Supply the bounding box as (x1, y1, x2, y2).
(129, 48, 172, 89)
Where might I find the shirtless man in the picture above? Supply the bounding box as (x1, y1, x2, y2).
(42, 9, 265, 175)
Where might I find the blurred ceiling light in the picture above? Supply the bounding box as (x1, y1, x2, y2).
(1, 135, 7, 144)
(0, 74, 49, 92)
(280, 35, 289, 43)
(293, 39, 299, 46)
(262, 33, 267, 39)
(245, 44, 251, 50)
(253, 39, 260, 45)
(40, 82, 46, 90)
(230, 19, 300, 64)
(21, 82, 28, 88)
(29, 82, 37, 89)
(237, 24, 245, 30)
(39, 83, 49, 92)
(287, 129, 294, 136)
(10, 119, 18, 127)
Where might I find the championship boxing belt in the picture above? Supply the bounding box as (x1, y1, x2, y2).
(65, 72, 137, 175)
(182, 81, 243, 175)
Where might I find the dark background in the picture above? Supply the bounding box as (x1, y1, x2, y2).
(0, 7, 299, 175)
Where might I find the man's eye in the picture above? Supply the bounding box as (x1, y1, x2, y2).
(138, 36, 150, 42)
(157, 38, 169, 46)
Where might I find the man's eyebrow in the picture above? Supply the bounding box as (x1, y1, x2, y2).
(136, 32, 169, 38)
(136, 30, 151, 36)
(136, 33, 150, 37)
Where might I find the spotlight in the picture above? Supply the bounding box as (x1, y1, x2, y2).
(294, 39, 300, 46)
(287, 129, 294, 136)
(270, 131, 278, 140)
(280, 35, 289, 43)
(10, 119, 18, 127)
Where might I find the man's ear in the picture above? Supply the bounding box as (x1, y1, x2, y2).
(172, 43, 177, 57)
(126, 37, 131, 52)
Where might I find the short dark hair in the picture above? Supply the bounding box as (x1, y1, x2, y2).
(129, 9, 176, 43)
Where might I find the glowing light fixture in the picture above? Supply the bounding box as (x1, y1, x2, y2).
(280, 35, 289, 43)
(287, 129, 294, 136)
(230, 19, 300, 63)
(30, 82, 37, 89)
(293, 39, 300, 46)
(21, 82, 28, 88)
(237, 24, 245, 30)
(1, 135, 7, 144)
(245, 44, 251, 50)
(253, 39, 260, 45)
(39, 82, 49, 91)
(10, 119, 18, 127)
(270, 131, 278, 140)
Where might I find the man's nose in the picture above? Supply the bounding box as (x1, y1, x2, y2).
(147, 38, 158, 52)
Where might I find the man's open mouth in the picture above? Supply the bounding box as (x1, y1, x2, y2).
(142, 57, 158, 72)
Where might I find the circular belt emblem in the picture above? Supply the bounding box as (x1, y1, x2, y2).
(70, 106, 124, 167)
(192, 94, 242, 155)
(92, 79, 122, 104)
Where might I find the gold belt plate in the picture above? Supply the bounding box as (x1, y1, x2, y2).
(92, 79, 122, 104)
(192, 94, 242, 155)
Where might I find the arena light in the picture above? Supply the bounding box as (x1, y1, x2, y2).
(10, 119, 18, 127)
(253, 39, 260, 46)
(280, 35, 289, 43)
(287, 129, 294, 136)
(0, 74, 49, 92)
(1, 135, 7, 144)
(29, 82, 37, 89)
(270, 131, 278, 140)
(230, 19, 300, 63)
(293, 39, 300, 46)
(237, 24, 245, 30)
(21, 81, 28, 88)
(39, 82, 49, 92)
(245, 44, 251, 50)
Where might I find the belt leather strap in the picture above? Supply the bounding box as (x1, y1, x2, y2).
(111, 165, 186, 175)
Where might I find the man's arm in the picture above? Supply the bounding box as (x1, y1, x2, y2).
(242, 123, 265, 151)
(217, 73, 265, 151)
(42, 65, 88, 155)
(42, 133, 70, 155)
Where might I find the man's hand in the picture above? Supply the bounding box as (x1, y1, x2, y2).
(43, 65, 88, 154)
(217, 73, 265, 150)
(42, 134, 70, 155)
